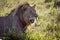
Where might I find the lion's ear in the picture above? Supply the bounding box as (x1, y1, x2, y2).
(20, 5, 27, 12)
(22, 6, 27, 11)
(20, 3, 29, 12)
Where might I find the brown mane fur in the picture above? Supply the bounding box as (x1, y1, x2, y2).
(0, 3, 37, 38)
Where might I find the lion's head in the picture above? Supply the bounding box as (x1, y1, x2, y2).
(16, 3, 37, 23)
(15, 3, 38, 30)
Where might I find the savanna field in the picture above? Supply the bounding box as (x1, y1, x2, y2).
(0, 0, 60, 40)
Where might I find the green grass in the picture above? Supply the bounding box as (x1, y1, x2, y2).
(0, 0, 60, 40)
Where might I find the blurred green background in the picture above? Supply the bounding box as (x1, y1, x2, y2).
(0, 0, 60, 40)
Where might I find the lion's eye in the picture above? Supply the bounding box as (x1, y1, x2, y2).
(23, 8, 27, 11)
(34, 14, 38, 17)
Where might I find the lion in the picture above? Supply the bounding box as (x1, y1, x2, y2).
(0, 3, 38, 37)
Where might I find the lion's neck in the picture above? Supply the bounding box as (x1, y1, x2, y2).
(17, 17, 27, 29)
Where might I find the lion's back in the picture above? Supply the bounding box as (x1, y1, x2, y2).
(0, 17, 5, 36)
(0, 16, 12, 35)
(0, 17, 5, 27)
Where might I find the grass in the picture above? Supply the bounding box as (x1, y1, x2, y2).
(0, 0, 60, 40)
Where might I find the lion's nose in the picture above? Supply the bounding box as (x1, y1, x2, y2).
(30, 19, 34, 23)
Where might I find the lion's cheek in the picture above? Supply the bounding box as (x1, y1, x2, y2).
(23, 15, 29, 24)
